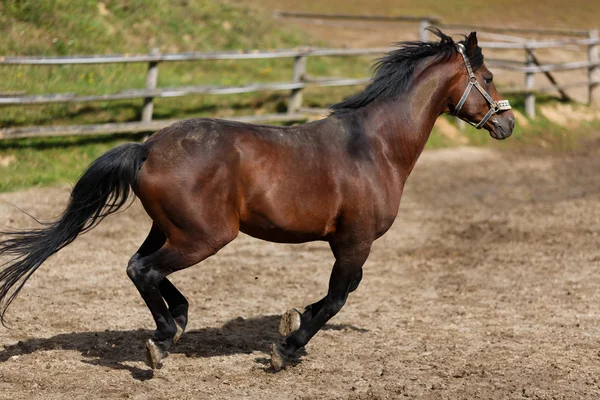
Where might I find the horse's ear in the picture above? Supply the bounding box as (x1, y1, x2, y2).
(466, 31, 478, 55)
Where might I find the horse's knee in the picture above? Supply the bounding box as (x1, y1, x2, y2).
(127, 255, 162, 285)
(126, 255, 141, 281)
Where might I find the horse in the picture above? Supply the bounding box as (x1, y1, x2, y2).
(0, 29, 514, 371)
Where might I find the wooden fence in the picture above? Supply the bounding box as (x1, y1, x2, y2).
(0, 13, 598, 140)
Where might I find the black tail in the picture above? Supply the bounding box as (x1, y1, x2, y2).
(0, 142, 148, 326)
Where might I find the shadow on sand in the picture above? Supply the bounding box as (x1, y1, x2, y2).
(0, 314, 367, 381)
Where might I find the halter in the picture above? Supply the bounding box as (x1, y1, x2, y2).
(453, 43, 511, 129)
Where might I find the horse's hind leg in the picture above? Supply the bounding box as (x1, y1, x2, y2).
(279, 269, 363, 337)
(128, 223, 238, 368)
(134, 224, 189, 344)
(272, 240, 371, 370)
(127, 246, 186, 369)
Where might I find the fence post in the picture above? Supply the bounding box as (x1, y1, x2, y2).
(288, 54, 307, 114)
(419, 20, 430, 42)
(588, 29, 599, 107)
(141, 48, 160, 123)
(525, 44, 536, 118)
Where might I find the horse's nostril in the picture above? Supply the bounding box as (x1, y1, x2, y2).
(509, 118, 515, 131)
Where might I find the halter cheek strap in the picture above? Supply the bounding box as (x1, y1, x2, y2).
(453, 43, 511, 129)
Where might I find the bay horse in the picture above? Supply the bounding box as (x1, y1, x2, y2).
(0, 30, 514, 371)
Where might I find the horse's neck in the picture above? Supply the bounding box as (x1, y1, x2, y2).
(362, 63, 453, 177)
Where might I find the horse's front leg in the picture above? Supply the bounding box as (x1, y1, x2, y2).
(278, 269, 363, 336)
(271, 240, 371, 370)
(159, 277, 189, 344)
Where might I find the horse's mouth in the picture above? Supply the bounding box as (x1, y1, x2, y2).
(490, 130, 503, 140)
(489, 125, 513, 140)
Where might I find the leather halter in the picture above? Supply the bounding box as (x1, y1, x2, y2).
(453, 43, 511, 129)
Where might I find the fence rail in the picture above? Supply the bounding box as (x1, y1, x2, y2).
(3, 39, 599, 66)
(0, 47, 398, 65)
(1, 15, 599, 140)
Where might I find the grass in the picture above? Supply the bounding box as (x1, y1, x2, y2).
(0, 133, 147, 192)
(0, 0, 309, 128)
(0, 0, 373, 128)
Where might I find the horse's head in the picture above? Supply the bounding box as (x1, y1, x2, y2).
(447, 32, 515, 139)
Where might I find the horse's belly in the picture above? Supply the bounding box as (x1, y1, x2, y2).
(239, 223, 328, 243)
(239, 205, 336, 244)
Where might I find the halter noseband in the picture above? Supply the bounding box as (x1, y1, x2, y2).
(453, 43, 511, 129)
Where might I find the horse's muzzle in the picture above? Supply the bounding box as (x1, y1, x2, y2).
(489, 113, 515, 140)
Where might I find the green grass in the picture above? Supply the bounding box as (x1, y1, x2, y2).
(0, 133, 146, 192)
(0, 0, 305, 128)
(0, 0, 374, 129)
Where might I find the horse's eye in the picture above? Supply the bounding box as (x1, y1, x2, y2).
(484, 76, 494, 84)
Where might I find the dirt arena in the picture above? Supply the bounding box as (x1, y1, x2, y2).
(1, 139, 600, 399)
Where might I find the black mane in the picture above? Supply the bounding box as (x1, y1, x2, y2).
(330, 29, 484, 115)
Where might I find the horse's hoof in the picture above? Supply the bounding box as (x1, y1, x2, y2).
(270, 343, 286, 371)
(173, 323, 184, 345)
(145, 339, 168, 369)
(279, 308, 302, 337)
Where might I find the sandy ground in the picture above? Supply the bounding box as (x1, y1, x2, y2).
(1, 139, 600, 399)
